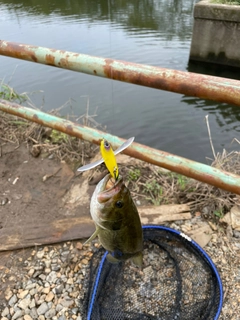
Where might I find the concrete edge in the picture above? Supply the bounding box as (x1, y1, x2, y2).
(194, 0, 240, 22)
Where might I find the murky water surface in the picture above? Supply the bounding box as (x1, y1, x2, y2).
(1, 0, 240, 163)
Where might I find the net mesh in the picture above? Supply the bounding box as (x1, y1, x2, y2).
(82, 226, 222, 320)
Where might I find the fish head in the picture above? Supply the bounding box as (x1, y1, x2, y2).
(90, 174, 128, 227)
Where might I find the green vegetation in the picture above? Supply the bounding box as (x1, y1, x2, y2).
(211, 0, 240, 4)
(0, 82, 27, 103)
(0, 81, 91, 167)
(49, 129, 69, 144)
(166, 172, 190, 192)
(176, 174, 188, 191)
(127, 168, 141, 181)
(213, 209, 224, 219)
(144, 179, 164, 205)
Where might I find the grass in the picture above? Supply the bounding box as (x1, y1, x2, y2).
(0, 82, 28, 103)
(0, 81, 99, 168)
(127, 168, 141, 181)
(211, 0, 240, 4)
(213, 209, 224, 219)
(122, 145, 240, 220)
(48, 130, 69, 144)
(143, 179, 164, 205)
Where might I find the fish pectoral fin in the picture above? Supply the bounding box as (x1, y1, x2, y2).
(106, 253, 120, 264)
(83, 229, 99, 246)
(131, 252, 143, 268)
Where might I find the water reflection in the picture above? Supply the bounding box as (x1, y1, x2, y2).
(183, 95, 240, 124)
(1, 0, 195, 39)
(188, 60, 240, 81)
(186, 61, 240, 134)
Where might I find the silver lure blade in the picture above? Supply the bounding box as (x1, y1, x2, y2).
(77, 137, 135, 172)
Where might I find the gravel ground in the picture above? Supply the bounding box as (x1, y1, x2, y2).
(0, 240, 96, 320)
(0, 217, 239, 319)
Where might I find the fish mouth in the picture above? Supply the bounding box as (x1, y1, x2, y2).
(97, 174, 123, 203)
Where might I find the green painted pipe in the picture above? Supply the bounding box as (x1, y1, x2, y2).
(0, 98, 240, 195)
(1, 40, 240, 106)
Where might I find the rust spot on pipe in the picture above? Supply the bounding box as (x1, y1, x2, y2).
(59, 58, 69, 68)
(66, 125, 73, 133)
(92, 138, 101, 145)
(103, 59, 114, 78)
(102, 58, 240, 106)
(0, 41, 38, 62)
(103, 59, 170, 91)
(30, 53, 37, 63)
(46, 54, 55, 65)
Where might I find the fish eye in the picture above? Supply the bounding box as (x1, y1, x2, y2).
(115, 200, 123, 208)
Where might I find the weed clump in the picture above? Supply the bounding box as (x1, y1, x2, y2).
(0, 82, 99, 168)
(123, 148, 240, 220)
(211, 0, 240, 4)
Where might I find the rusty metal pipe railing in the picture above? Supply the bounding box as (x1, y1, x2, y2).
(1, 98, 240, 195)
(1, 40, 240, 106)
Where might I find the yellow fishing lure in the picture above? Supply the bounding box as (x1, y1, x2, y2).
(100, 139, 119, 180)
(77, 137, 134, 178)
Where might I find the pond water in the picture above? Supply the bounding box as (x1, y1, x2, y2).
(1, 0, 240, 163)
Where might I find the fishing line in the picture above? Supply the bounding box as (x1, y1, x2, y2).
(108, 0, 115, 145)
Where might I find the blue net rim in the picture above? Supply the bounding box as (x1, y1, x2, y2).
(87, 225, 224, 320)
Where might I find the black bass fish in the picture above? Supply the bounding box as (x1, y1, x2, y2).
(85, 173, 143, 267)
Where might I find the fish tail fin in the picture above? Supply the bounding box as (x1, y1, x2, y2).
(83, 228, 99, 246)
(131, 252, 143, 268)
